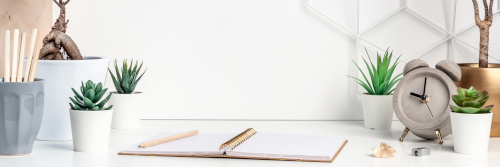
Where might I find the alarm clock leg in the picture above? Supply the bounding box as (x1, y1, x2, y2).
(399, 127, 410, 142)
(435, 129, 443, 144)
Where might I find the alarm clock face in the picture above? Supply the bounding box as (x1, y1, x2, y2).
(394, 68, 456, 130)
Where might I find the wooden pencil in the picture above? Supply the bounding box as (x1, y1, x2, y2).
(139, 130, 199, 148)
(23, 29, 37, 82)
(28, 30, 44, 82)
(11, 29, 19, 82)
(16, 33, 27, 82)
(4, 30, 10, 82)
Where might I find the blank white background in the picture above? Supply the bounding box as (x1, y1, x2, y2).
(53, 0, 500, 120)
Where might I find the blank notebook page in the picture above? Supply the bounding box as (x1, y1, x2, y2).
(120, 133, 236, 156)
(226, 133, 346, 161)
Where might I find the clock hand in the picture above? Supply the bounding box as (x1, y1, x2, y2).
(410, 92, 423, 98)
(422, 77, 427, 100)
(425, 101, 433, 117)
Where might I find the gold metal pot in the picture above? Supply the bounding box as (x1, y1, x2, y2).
(455, 63, 500, 137)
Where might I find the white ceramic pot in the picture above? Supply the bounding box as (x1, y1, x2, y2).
(70, 109, 113, 152)
(109, 92, 143, 129)
(451, 112, 493, 154)
(361, 94, 394, 130)
(35, 57, 109, 141)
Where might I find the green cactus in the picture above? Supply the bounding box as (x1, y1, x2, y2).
(108, 59, 146, 94)
(69, 80, 113, 111)
(450, 86, 493, 114)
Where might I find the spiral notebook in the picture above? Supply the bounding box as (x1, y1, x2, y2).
(118, 128, 348, 162)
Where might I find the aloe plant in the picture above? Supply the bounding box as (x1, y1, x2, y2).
(450, 86, 493, 114)
(348, 48, 402, 95)
(69, 80, 113, 111)
(108, 59, 146, 94)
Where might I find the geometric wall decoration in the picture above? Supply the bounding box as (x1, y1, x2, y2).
(307, 0, 500, 94)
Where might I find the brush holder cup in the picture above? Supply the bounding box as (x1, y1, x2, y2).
(0, 78, 44, 155)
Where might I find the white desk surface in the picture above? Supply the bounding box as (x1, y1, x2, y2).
(1, 120, 499, 167)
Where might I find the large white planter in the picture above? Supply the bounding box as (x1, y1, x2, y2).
(70, 109, 113, 152)
(109, 92, 143, 129)
(361, 94, 393, 130)
(35, 57, 109, 141)
(451, 112, 493, 154)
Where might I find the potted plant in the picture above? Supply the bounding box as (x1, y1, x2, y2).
(348, 48, 402, 130)
(449, 87, 493, 154)
(35, 0, 109, 141)
(0, 78, 44, 155)
(107, 59, 146, 129)
(69, 80, 113, 152)
(455, 0, 500, 136)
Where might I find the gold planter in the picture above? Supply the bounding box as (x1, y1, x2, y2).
(456, 63, 500, 137)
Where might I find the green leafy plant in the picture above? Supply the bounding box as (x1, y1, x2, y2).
(108, 59, 146, 94)
(450, 86, 493, 114)
(69, 80, 113, 111)
(348, 48, 402, 95)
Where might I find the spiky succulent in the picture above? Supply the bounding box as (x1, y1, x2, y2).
(348, 48, 402, 95)
(450, 86, 493, 114)
(108, 59, 146, 94)
(69, 80, 113, 111)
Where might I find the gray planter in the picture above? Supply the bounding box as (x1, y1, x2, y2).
(0, 79, 44, 155)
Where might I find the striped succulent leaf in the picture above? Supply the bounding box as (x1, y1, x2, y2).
(108, 59, 146, 94)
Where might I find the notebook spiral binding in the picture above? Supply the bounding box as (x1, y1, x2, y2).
(219, 128, 257, 150)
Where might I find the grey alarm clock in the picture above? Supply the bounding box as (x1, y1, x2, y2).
(393, 59, 461, 144)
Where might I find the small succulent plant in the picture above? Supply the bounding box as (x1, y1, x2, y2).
(69, 80, 113, 111)
(450, 86, 493, 114)
(108, 59, 146, 94)
(348, 48, 402, 95)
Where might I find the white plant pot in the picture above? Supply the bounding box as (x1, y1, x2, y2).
(35, 57, 109, 141)
(109, 92, 143, 129)
(451, 112, 493, 154)
(70, 109, 113, 152)
(361, 94, 393, 130)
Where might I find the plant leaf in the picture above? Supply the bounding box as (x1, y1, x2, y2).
(478, 105, 494, 113)
(72, 88, 83, 100)
(457, 87, 466, 96)
(461, 107, 480, 114)
(377, 81, 388, 95)
(84, 89, 95, 101)
(109, 68, 124, 93)
(114, 59, 122, 82)
(348, 76, 375, 95)
(69, 97, 84, 108)
(452, 95, 465, 107)
(129, 69, 146, 93)
(95, 83, 102, 95)
(351, 60, 374, 92)
(83, 97, 94, 109)
(479, 96, 489, 107)
(93, 88, 107, 103)
(104, 105, 113, 110)
(97, 93, 112, 108)
(122, 68, 131, 93)
(463, 101, 480, 108)
(450, 105, 462, 112)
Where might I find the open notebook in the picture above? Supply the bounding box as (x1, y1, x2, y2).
(119, 128, 348, 162)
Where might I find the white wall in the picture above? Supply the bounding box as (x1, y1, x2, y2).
(55, 0, 500, 120)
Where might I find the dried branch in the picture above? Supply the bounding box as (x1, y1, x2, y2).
(473, 0, 481, 24)
(483, 0, 488, 17)
(472, 0, 494, 68)
(488, 0, 494, 21)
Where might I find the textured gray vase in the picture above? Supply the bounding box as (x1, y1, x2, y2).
(0, 79, 44, 155)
